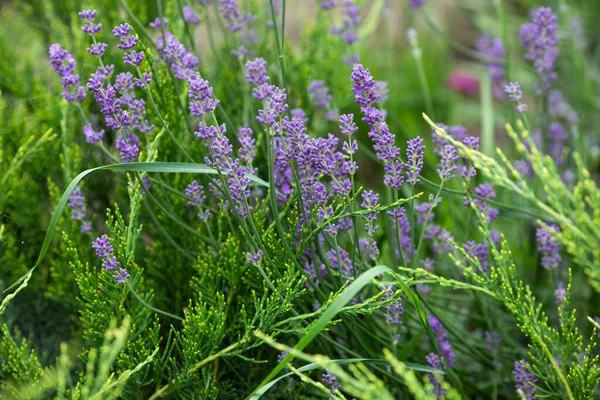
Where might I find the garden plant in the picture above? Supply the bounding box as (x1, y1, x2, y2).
(1, 0, 600, 399)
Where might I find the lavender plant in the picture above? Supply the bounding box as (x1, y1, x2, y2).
(1, 1, 600, 399)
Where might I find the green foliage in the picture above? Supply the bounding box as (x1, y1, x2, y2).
(1, 1, 600, 399)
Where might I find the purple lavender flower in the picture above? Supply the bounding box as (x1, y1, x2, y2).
(469, 183, 499, 224)
(149, 17, 167, 29)
(405, 137, 425, 184)
(245, 58, 272, 101)
(92, 235, 113, 258)
(437, 145, 458, 180)
(115, 134, 140, 163)
(246, 249, 264, 265)
(102, 256, 120, 271)
(308, 81, 332, 108)
(81, 222, 92, 234)
(426, 315, 454, 398)
(112, 23, 131, 37)
(427, 315, 455, 367)
(123, 50, 145, 66)
(185, 181, 206, 207)
(237, 126, 256, 165)
(188, 72, 220, 117)
(92, 235, 129, 284)
(68, 186, 87, 222)
(185, 181, 211, 221)
(505, 82, 527, 113)
(409, 0, 425, 8)
(459, 136, 479, 179)
(48, 44, 85, 103)
(113, 268, 131, 284)
(257, 87, 288, 126)
(81, 17, 102, 35)
(513, 360, 536, 400)
(520, 7, 559, 93)
(156, 32, 199, 80)
(277, 351, 288, 363)
(476, 35, 505, 99)
(484, 331, 501, 354)
(319, 0, 336, 10)
(339, 114, 358, 137)
(184, 5, 201, 24)
(548, 122, 567, 167)
(361, 190, 380, 236)
(322, 370, 341, 397)
(463, 241, 489, 272)
(327, 247, 353, 278)
(381, 286, 404, 326)
(219, 0, 243, 32)
(536, 224, 561, 268)
(78, 10, 97, 20)
(350, 64, 381, 107)
(87, 43, 108, 57)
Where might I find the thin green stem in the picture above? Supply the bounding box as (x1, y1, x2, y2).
(268, 0, 286, 89)
(135, 67, 196, 163)
(413, 52, 435, 120)
(125, 281, 183, 321)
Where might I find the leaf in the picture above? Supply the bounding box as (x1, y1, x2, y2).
(2, 162, 268, 303)
(248, 265, 441, 398)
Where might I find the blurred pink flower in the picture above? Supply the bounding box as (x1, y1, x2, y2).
(448, 71, 480, 97)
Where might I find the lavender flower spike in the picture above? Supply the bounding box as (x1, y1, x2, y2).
(520, 7, 559, 93)
(513, 360, 537, 400)
(505, 82, 527, 113)
(405, 137, 425, 184)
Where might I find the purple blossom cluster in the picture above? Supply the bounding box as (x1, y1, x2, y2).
(308, 81, 339, 121)
(381, 285, 404, 326)
(405, 137, 425, 185)
(513, 360, 537, 400)
(183, 5, 201, 25)
(426, 316, 454, 398)
(156, 32, 199, 80)
(185, 180, 211, 221)
(218, 0, 257, 57)
(325, 0, 361, 65)
(188, 72, 220, 117)
(246, 249, 264, 265)
(520, 7, 559, 93)
(536, 224, 561, 269)
(82, 11, 155, 162)
(432, 123, 479, 181)
(48, 44, 85, 103)
(92, 235, 130, 284)
(322, 370, 342, 399)
(463, 241, 489, 272)
(327, 247, 353, 279)
(68, 187, 92, 233)
(360, 190, 380, 260)
(190, 77, 253, 218)
(476, 35, 506, 99)
(548, 122, 568, 167)
(505, 82, 528, 113)
(351, 64, 403, 189)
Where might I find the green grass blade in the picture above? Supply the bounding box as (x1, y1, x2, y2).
(389, 271, 443, 370)
(2, 162, 268, 297)
(248, 265, 440, 397)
